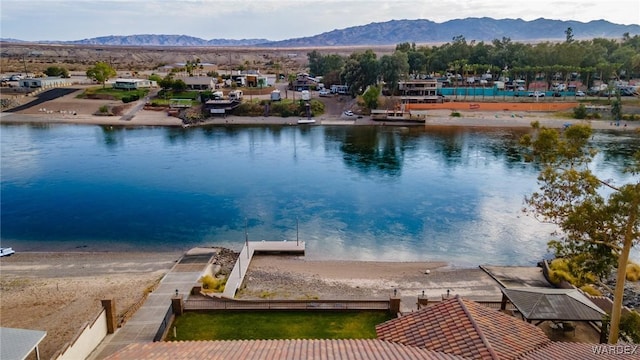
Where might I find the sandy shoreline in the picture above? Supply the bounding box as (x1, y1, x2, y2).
(2, 108, 638, 131)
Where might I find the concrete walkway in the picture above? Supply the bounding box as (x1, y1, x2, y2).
(89, 249, 217, 360)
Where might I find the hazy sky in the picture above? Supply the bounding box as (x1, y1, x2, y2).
(1, 0, 639, 41)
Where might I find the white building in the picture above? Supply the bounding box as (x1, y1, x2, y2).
(112, 78, 152, 90)
(19, 77, 71, 89)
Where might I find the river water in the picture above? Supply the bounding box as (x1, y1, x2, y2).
(1, 123, 638, 266)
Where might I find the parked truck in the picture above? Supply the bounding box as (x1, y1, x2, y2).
(301, 90, 310, 101)
(270, 89, 281, 101)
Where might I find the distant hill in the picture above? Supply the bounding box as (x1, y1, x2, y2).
(259, 18, 640, 47)
(3, 17, 639, 47)
(66, 34, 270, 47)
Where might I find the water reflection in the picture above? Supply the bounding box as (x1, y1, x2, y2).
(1, 124, 638, 265)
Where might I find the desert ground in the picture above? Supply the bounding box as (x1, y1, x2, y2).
(0, 252, 182, 359)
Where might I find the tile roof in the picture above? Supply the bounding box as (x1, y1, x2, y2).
(501, 288, 605, 321)
(376, 296, 550, 360)
(104, 339, 468, 360)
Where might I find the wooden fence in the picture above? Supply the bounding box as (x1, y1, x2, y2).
(185, 298, 390, 311)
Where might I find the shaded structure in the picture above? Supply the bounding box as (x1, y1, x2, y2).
(500, 288, 606, 324)
(0, 327, 47, 360)
(203, 99, 240, 116)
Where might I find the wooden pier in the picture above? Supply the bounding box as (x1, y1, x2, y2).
(222, 240, 305, 299)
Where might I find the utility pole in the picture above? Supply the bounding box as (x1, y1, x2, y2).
(23, 53, 29, 77)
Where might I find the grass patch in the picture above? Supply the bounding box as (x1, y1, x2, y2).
(79, 86, 149, 100)
(167, 311, 393, 341)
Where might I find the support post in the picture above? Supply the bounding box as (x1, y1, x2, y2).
(101, 299, 117, 334)
(390, 291, 401, 315)
(172, 295, 184, 316)
(417, 292, 428, 310)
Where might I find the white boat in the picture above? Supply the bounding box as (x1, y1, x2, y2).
(297, 119, 316, 125)
(0, 247, 15, 257)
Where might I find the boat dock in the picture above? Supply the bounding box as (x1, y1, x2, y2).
(222, 240, 305, 299)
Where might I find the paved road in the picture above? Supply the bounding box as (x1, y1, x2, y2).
(3, 87, 80, 113)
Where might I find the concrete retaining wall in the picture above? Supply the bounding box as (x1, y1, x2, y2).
(55, 309, 108, 360)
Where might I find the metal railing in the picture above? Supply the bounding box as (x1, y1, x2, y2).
(153, 305, 174, 342)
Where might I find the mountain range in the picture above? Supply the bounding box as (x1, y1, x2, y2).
(3, 17, 639, 47)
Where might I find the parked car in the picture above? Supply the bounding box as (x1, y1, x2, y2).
(343, 110, 354, 116)
(319, 89, 330, 97)
(528, 91, 545, 97)
(575, 90, 586, 97)
(552, 92, 562, 97)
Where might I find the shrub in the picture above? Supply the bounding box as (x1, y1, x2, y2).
(620, 311, 640, 343)
(579, 284, 602, 296)
(199, 274, 226, 293)
(573, 104, 587, 119)
(450, 111, 461, 117)
(548, 269, 572, 285)
(626, 262, 640, 282)
(98, 105, 109, 114)
(550, 258, 570, 272)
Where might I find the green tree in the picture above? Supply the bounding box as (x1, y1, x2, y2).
(565, 27, 574, 43)
(341, 50, 378, 97)
(86, 62, 117, 88)
(407, 51, 428, 75)
(307, 50, 323, 76)
(379, 51, 409, 96)
(521, 123, 640, 344)
(45, 66, 69, 78)
(361, 85, 380, 111)
(611, 91, 622, 123)
(148, 74, 162, 83)
(184, 58, 201, 76)
(171, 79, 187, 92)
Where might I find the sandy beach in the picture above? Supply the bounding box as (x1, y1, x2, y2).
(2, 108, 639, 131)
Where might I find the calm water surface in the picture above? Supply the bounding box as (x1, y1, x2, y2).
(1, 124, 638, 266)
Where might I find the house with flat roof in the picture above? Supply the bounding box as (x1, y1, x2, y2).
(112, 78, 152, 90)
(398, 79, 442, 104)
(175, 76, 217, 91)
(19, 77, 71, 89)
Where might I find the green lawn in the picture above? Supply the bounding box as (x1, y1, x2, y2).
(167, 311, 393, 341)
(80, 86, 149, 100)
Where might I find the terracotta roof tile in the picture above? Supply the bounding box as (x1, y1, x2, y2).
(376, 296, 551, 359)
(105, 339, 468, 360)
